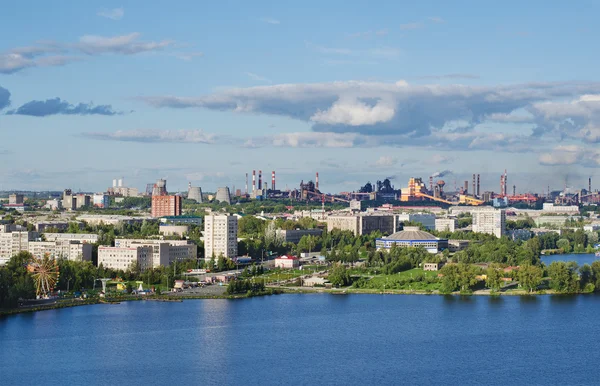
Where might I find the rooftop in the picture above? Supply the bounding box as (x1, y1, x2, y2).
(386, 226, 439, 241)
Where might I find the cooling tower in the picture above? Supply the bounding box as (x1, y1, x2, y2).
(188, 186, 203, 203)
(215, 187, 231, 204)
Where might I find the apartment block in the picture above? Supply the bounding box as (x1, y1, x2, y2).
(151, 195, 182, 218)
(28, 240, 92, 262)
(326, 214, 396, 236)
(0, 229, 38, 265)
(43, 233, 99, 244)
(99, 239, 196, 271)
(276, 228, 323, 244)
(472, 207, 506, 238)
(204, 214, 238, 260)
(396, 213, 436, 230)
(435, 218, 458, 232)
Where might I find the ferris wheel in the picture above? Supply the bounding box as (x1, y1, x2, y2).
(28, 256, 60, 298)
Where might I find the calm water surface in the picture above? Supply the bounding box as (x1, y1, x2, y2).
(542, 253, 600, 265)
(2, 294, 600, 385)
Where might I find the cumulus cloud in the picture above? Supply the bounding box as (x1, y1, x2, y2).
(245, 132, 368, 148)
(6, 98, 122, 116)
(97, 7, 124, 20)
(538, 145, 600, 167)
(82, 129, 217, 144)
(373, 156, 398, 167)
(0, 86, 10, 110)
(0, 33, 177, 74)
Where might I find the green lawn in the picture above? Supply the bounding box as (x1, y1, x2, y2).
(353, 268, 442, 291)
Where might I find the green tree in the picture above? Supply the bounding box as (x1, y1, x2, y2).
(556, 238, 571, 253)
(518, 264, 543, 293)
(485, 264, 504, 292)
(328, 263, 351, 287)
(547, 261, 579, 293)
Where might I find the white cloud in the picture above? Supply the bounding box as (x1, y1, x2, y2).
(260, 17, 280, 25)
(428, 17, 444, 23)
(400, 23, 422, 30)
(373, 156, 398, 167)
(0, 33, 179, 74)
(97, 7, 125, 21)
(82, 129, 217, 144)
(310, 97, 395, 126)
(245, 72, 271, 83)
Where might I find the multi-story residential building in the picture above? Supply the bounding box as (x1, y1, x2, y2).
(0, 228, 38, 265)
(151, 195, 182, 218)
(276, 228, 323, 244)
(98, 239, 196, 271)
(204, 214, 238, 260)
(35, 221, 73, 232)
(472, 207, 506, 238)
(77, 215, 151, 226)
(396, 213, 436, 230)
(160, 215, 203, 226)
(93, 194, 110, 208)
(326, 214, 396, 236)
(435, 218, 458, 232)
(28, 240, 93, 262)
(9, 194, 24, 205)
(43, 233, 99, 244)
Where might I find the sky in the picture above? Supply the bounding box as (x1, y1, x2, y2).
(2, 0, 600, 194)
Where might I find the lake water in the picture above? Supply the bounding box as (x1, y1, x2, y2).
(2, 294, 600, 385)
(542, 253, 600, 265)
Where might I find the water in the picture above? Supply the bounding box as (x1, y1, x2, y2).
(542, 252, 600, 265)
(2, 295, 600, 385)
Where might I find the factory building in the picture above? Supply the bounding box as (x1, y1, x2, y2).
(276, 229, 323, 244)
(108, 177, 140, 197)
(188, 183, 203, 203)
(204, 214, 238, 260)
(375, 227, 448, 254)
(542, 203, 579, 214)
(472, 207, 506, 238)
(215, 187, 232, 204)
(435, 218, 458, 232)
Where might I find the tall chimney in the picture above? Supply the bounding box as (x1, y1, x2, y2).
(272, 171, 276, 191)
(589, 177, 592, 193)
(252, 170, 256, 191)
(245, 173, 248, 194)
(258, 170, 262, 191)
(476, 174, 480, 197)
(429, 176, 433, 192)
(316, 172, 319, 190)
(472, 174, 476, 197)
(500, 174, 504, 196)
(513, 185, 516, 196)
(464, 180, 469, 194)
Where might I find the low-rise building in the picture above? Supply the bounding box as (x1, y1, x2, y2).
(542, 203, 579, 214)
(159, 225, 189, 237)
(77, 214, 151, 226)
(435, 218, 458, 232)
(275, 255, 300, 269)
(447, 239, 470, 252)
(276, 228, 323, 244)
(508, 229, 532, 241)
(534, 216, 572, 227)
(303, 276, 330, 287)
(423, 262, 444, 271)
(35, 221, 73, 232)
(160, 215, 203, 226)
(28, 240, 92, 262)
(44, 233, 99, 244)
(375, 227, 448, 254)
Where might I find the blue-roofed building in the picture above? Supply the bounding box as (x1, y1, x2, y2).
(375, 226, 447, 254)
(160, 215, 203, 226)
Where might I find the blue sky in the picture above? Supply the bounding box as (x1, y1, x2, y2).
(2, 0, 600, 194)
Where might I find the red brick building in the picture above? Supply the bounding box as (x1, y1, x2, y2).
(151, 195, 182, 218)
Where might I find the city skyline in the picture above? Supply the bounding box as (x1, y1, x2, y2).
(2, 1, 600, 192)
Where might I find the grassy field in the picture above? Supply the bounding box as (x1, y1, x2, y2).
(354, 268, 442, 291)
(258, 267, 327, 283)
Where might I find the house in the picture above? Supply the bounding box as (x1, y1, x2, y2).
(275, 255, 300, 269)
(423, 262, 444, 271)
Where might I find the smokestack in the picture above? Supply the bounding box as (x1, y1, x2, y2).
(118, 178, 123, 187)
(464, 180, 468, 194)
(500, 174, 504, 196)
(472, 174, 476, 197)
(316, 172, 319, 190)
(429, 176, 433, 192)
(245, 173, 248, 194)
(476, 174, 480, 197)
(252, 170, 256, 191)
(589, 177, 592, 193)
(272, 171, 275, 191)
(258, 170, 262, 191)
(513, 185, 516, 196)
(504, 169, 507, 196)
(112, 179, 117, 188)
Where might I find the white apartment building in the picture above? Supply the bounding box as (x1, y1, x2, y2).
(99, 239, 197, 271)
(204, 214, 238, 260)
(435, 218, 458, 232)
(28, 240, 92, 262)
(43, 233, 99, 244)
(472, 207, 506, 238)
(0, 230, 37, 265)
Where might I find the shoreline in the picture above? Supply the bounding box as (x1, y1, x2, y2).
(1, 286, 591, 317)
